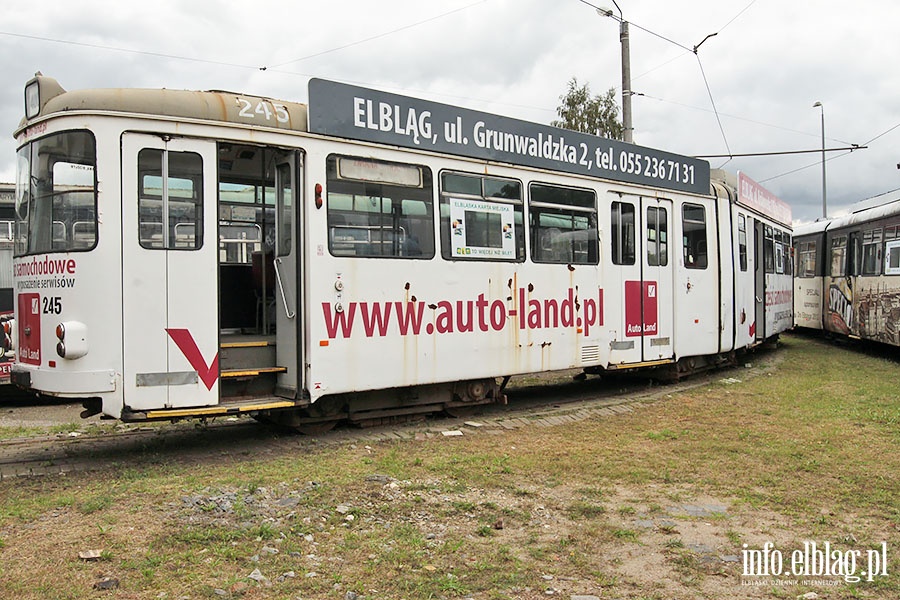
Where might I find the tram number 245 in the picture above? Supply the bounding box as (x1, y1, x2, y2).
(42, 296, 63, 315)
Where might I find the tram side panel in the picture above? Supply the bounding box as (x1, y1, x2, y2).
(301, 151, 611, 402)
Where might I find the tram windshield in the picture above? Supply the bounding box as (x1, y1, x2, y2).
(15, 130, 97, 256)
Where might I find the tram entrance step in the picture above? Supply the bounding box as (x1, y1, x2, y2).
(220, 334, 276, 371)
(219, 334, 283, 399)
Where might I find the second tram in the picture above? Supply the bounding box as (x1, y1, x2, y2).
(794, 194, 900, 345)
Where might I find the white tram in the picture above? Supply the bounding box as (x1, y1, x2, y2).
(11, 75, 792, 429)
(794, 195, 900, 345)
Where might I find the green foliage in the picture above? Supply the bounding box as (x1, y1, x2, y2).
(552, 77, 624, 140)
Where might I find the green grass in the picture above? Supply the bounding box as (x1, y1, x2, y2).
(0, 334, 897, 599)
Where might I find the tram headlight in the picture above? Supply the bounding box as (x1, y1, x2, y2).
(25, 79, 41, 119)
(55, 320, 89, 360)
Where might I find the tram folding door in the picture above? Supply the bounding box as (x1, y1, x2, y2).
(121, 134, 219, 410)
(610, 195, 674, 364)
(273, 151, 302, 396)
(640, 198, 674, 361)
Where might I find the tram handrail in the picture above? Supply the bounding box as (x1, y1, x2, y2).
(272, 256, 295, 319)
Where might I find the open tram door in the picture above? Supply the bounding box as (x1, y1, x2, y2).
(121, 134, 219, 411)
(272, 151, 304, 398)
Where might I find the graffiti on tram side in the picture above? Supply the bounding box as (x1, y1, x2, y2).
(856, 282, 900, 346)
(828, 282, 853, 334)
(322, 287, 605, 340)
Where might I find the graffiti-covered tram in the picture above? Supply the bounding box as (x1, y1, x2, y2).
(11, 75, 792, 429)
(794, 197, 900, 346)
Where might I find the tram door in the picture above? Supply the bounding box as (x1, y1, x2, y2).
(121, 134, 219, 410)
(273, 151, 303, 396)
(640, 198, 674, 361)
(754, 220, 765, 339)
(610, 195, 674, 364)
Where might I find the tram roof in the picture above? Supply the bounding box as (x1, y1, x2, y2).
(18, 75, 310, 135)
(20, 75, 713, 196)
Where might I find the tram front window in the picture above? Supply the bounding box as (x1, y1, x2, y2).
(15, 130, 97, 256)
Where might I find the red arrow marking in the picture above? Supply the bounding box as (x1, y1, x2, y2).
(166, 328, 219, 390)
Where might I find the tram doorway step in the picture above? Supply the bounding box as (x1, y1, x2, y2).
(219, 333, 284, 399)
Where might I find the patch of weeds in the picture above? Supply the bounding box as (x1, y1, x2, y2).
(451, 501, 476, 513)
(647, 429, 681, 441)
(592, 571, 619, 587)
(49, 423, 83, 435)
(612, 528, 639, 541)
(725, 529, 742, 545)
(253, 521, 278, 540)
(617, 505, 637, 516)
(566, 501, 606, 519)
(577, 486, 605, 500)
(658, 524, 679, 535)
(476, 525, 494, 537)
(76, 494, 114, 515)
(664, 538, 685, 549)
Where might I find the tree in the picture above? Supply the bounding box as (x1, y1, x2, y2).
(551, 77, 624, 140)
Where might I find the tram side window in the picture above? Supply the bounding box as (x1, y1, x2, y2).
(861, 228, 883, 275)
(682, 203, 707, 269)
(646, 205, 668, 267)
(326, 155, 434, 259)
(737, 214, 748, 271)
(440, 172, 524, 261)
(610, 201, 635, 265)
(138, 149, 203, 250)
(784, 233, 793, 275)
(15, 130, 97, 256)
(798, 241, 817, 277)
(885, 239, 900, 275)
(529, 183, 597, 265)
(763, 225, 775, 273)
(774, 228, 785, 274)
(830, 235, 847, 276)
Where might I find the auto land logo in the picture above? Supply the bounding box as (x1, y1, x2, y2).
(625, 280, 658, 337)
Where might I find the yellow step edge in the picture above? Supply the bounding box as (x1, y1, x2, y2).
(221, 341, 273, 348)
(221, 367, 288, 378)
(144, 400, 297, 419)
(606, 358, 675, 370)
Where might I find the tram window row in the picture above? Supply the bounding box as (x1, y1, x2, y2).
(324, 153, 701, 270)
(796, 225, 900, 278)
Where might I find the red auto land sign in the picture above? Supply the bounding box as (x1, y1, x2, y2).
(625, 280, 658, 337)
(18, 293, 42, 365)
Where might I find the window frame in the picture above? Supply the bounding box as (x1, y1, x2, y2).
(439, 170, 524, 262)
(529, 182, 598, 265)
(326, 154, 435, 260)
(646, 205, 668, 267)
(137, 148, 205, 251)
(681, 202, 708, 270)
(611, 200, 636, 266)
(15, 129, 98, 257)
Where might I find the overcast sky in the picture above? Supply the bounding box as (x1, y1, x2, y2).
(3, 0, 899, 224)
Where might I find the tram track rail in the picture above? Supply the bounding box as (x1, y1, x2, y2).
(0, 346, 781, 480)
